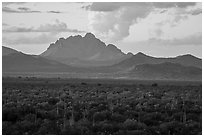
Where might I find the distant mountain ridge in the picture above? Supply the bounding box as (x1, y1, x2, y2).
(2, 46, 20, 56)
(113, 52, 202, 69)
(2, 32, 202, 81)
(128, 62, 201, 81)
(2, 46, 87, 72)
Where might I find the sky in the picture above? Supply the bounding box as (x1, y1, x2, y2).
(2, 2, 202, 58)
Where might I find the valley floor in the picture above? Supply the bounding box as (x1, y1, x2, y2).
(2, 77, 202, 135)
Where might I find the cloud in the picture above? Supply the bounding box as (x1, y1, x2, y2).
(37, 20, 86, 33)
(89, 3, 153, 41)
(2, 2, 26, 6)
(190, 8, 202, 15)
(174, 6, 202, 16)
(87, 2, 123, 11)
(18, 7, 30, 11)
(86, 2, 196, 12)
(3, 26, 34, 32)
(2, 23, 9, 26)
(154, 15, 188, 29)
(2, 19, 87, 45)
(160, 10, 167, 14)
(87, 2, 197, 42)
(152, 2, 195, 8)
(2, 7, 41, 13)
(3, 20, 86, 33)
(3, 33, 57, 45)
(86, 2, 153, 12)
(47, 11, 63, 14)
(81, 5, 91, 10)
(2, 7, 20, 13)
(136, 32, 202, 46)
(3, 6, 64, 14)
(169, 15, 188, 27)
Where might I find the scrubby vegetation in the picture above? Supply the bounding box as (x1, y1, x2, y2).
(2, 77, 202, 135)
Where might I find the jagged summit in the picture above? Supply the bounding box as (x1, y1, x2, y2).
(127, 52, 134, 56)
(40, 32, 131, 66)
(135, 52, 147, 56)
(107, 44, 123, 52)
(66, 35, 82, 40)
(84, 32, 96, 38)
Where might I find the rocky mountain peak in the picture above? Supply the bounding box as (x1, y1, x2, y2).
(84, 32, 96, 39)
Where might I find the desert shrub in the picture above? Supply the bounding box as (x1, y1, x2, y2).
(152, 83, 158, 87)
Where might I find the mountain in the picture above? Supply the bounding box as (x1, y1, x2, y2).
(126, 62, 201, 81)
(2, 46, 20, 56)
(2, 40, 202, 81)
(85, 62, 202, 81)
(40, 33, 132, 67)
(2, 46, 84, 72)
(113, 52, 202, 69)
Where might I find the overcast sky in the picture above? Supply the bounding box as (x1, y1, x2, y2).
(2, 2, 202, 58)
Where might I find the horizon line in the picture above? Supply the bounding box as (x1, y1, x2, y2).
(2, 45, 202, 59)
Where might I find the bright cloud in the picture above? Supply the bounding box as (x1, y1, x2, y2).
(3, 19, 86, 33)
(86, 2, 200, 42)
